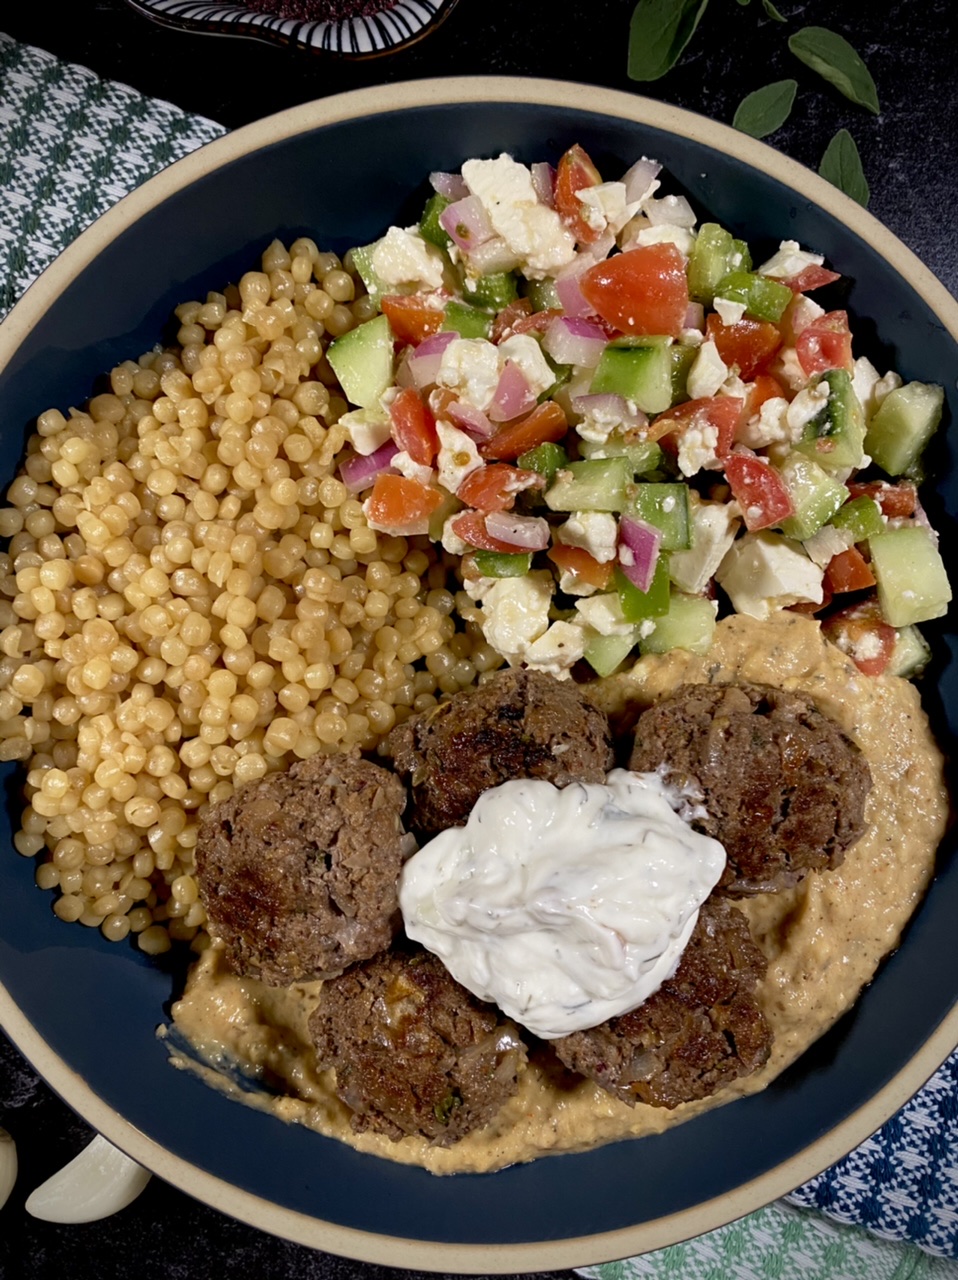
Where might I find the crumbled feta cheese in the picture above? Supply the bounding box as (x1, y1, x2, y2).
(575, 593, 635, 636)
(786, 380, 831, 434)
(713, 296, 747, 326)
(576, 182, 639, 236)
(850, 358, 903, 421)
(643, 194, 697, 229)
(803, 523, 855, 568)
(715, 531, 824, 619)
(787, 294, 825, 338)
(632, 224, 696, 257)
(686, 339, 729, 400)
(669, 499, 741, 595)
(340, 409, 392, 456)
(680, 328, 705, 347)
(436, 421, 483, 493)
(574, 398, 638, 445)
(873, 369, 903, 408)
(461, 154, 576, 279)
(719, 373, 749, 401)
(677, 423, 720, 478)
(479, 571, 554, 665)
(557, 567, 600, 597)
(440, 515, 469, 556)
(497, 333, 555, 398)
(772, 346, 808, 393)
(391, 451, 434, 485)
(437, 337, 501, 411)
(523, 620, 589, 678)
(758, 240, 825, 279)
(738, 396, 793, 450)
(462, 573, 496, 601)
(371, 225, 446, 290)
(555, 511, 618, 563)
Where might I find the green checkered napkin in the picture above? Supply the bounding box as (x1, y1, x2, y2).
(1, 31, 956, 1280)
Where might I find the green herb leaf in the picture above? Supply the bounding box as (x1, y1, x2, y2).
(732, 79, 798, 138)
(736, 0, 751, 6)
(788, 26, 880, 113)
(761, 0, 786, 20)
(628, 0, 711, 81)
(819, 129, 870, 206)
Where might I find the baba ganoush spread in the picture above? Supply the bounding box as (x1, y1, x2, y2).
(165, 612, 948, 1174)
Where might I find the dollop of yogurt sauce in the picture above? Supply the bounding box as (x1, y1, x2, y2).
(399, 769, 726, 1040)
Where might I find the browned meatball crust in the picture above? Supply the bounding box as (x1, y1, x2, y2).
(382, 668, 614, 838)
(195, 751, 408, 985)
(552, 898, 771, 1109)
(309, 947, 527, 1146)
(628, 681, 871, 895)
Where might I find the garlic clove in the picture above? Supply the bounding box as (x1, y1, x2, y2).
(0, 1126, 17, 1211)
(25, 1133, 151, 1223)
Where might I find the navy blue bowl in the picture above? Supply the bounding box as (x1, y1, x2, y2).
(0, 79, 956, 1270)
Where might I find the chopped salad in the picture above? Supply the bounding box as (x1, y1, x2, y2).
(327, 145, 950, 682)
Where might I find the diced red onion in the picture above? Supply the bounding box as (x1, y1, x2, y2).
(532, 162, 556, 207)
(554, 261, 594, 318)
(466, 236, 523, 275)
(542, 316, 608, 368)
(579, 227, 617, 263)
(489, 361, 536, 423)
(618, 514, 662, 593)
(645, 194, 697, 228)
(683, 301, 706, 331)
(621, 157, 662, 204)
(340, 441, 399, 494)
(447, 399, 497, 440)
(485, 511, 551, 551)
(430, 171, 469, 200)
(571, 393, 648, 432)
(439, 196, 495, 252)
(406, 330, 457, 388)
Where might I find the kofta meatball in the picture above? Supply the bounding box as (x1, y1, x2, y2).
(552, 898, 771, 1109)
(195, 751, 409, 985)
(382, 668, 614, 838)
(628, 681, 871, 895)
(309, 947, 527, 1146)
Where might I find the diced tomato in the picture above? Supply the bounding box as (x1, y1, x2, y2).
(554, 144, 604, 246)
(821, 600, 896, 676)
(450, 510, 531, 553)
(745, 374, 786, 414)
(479, 401, 568, 461)
(388, 387, 439, 466)
(795, 310, 854, 376)
(825, 546, 877, 594)
(363, 474, 444, 535)
(580, 244, 689, 339)
(547, 543, 613, 590)
(510, 308, 566, 337)
(490, 298, 533, 343)
(723, 452, 795, 530)
(845, 479, 918, 518)
(381, 294, 444, 346)
(705, 314, 783, 380)
(649, 396, 742, 459)
(781, 265, 842, 294)
(456, 463, 544, 513)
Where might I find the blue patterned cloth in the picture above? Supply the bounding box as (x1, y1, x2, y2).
(787, 1051, 958, 1259)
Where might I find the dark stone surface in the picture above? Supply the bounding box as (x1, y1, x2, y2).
(0, 1, 955, 1275)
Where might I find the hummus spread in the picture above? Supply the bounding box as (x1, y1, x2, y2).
(166, 612, 948, 1175)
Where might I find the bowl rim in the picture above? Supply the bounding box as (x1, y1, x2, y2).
(1, 75, 957, 1272)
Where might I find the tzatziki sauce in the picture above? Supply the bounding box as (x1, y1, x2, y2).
(398, 768, 726, 1039)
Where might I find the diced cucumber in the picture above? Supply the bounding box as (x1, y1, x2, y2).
(639, 592, 717, 656)
(794, 369, 867, 472)
(441, 300, 493, 340)
(463, 272, 519, 311)
(525, 278, 562, 310)
(714, 269, 793, 323)
(544, 458, 632, 512)
(887, 624, 932, 678)
(615, 559, 672, 622)
(580, 438, 666, 477)
(473, 550, 532, 578)
(869, 526, 952, 627)
(517, 441, 569, 486)
(670, 343, 698, 404)
(731, 238, 752, 272)
(590, 337, 673, 414)
(327, 314, 394, 410)
(830, 494, 884, 542)
(776, 454, 846, 541)
(865, 382, 944, 478)
(349, 241, 389, 308)
(627, 483, 691, 551)
(687, 224, 736, 305)
(419, 193, 452, 249)
(584, 628, 638, 678)
(427, 486, 460, 542)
